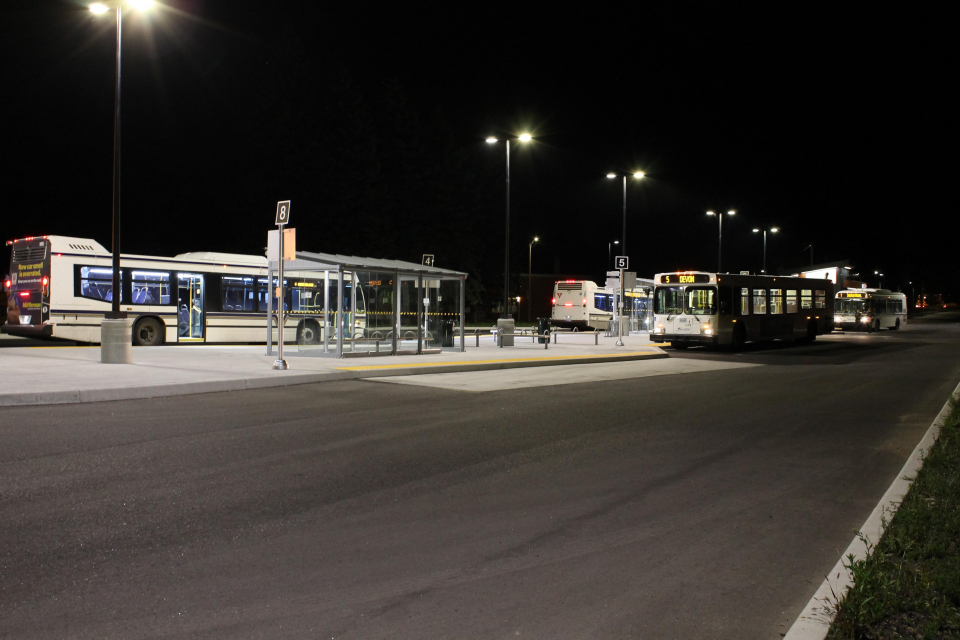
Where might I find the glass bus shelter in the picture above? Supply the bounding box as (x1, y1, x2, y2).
(265, 251, 468, 358)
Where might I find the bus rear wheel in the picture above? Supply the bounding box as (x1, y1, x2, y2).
(133, 317, 164, 346)
(892, 318, 900, 330)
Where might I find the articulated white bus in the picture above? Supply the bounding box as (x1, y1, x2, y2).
(834, 288, 907, 332)
(3, 235, 366, 345)
(650, 271, 834, 349)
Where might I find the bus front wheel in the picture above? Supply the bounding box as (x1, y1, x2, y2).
(892, 319, 900, 330)
(133, 317, 164, 346)
(732, 325, 746, 350)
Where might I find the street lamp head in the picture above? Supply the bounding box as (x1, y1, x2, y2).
(485, 137, 498, 144)
(727, 210, 735, 215)
(518, 133, 532, 142)
(89, 3, 109, 12)
(633, 171, 645, 178)
(533, 236, 539, 243)
(771, 227, 778, 233)
(753, 228, 760, 233)
(706, 210, 716, 216)
(606, 173, 617, 179)
(874, 270, 879, 274)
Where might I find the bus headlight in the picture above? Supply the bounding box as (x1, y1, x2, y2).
(834, 315, 842, 323)
(701, 323, 713, 336)
(654, 323, 664, 334)
(861, 316, 871, 323)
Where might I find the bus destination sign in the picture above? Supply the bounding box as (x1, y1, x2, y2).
(660, 274, 711, 284)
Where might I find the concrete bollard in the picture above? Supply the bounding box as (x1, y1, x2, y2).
(101, 318, 134, 364)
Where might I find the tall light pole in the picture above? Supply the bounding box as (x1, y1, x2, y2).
(527, 236, 539, 322)
(90, 0, 154, 362)
(706, 210, 735, 272)
(608, 240, 619, 269)
(606, 172, 644, 259)
(752, 227, 778, 274)
(487, 133, 533, 319)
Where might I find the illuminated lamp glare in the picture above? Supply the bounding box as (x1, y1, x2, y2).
(607, 173, 617, 179)
(706, 211, 715, 216)
(89, 3, 109, 12)
(518, 133, 532, 142)
(633, 171, 645, 178)
(485, 137, 497, 143)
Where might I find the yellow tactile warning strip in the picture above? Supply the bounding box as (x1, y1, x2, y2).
(336, 350, 663, 371)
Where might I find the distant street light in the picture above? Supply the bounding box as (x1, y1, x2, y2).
(89, 0, 154, 361)
(608, 239, 619, 269)
(528, 236, 539, 322)
(874, 270, 884, 288)
(752, 227, 778, 274)
(606, 171, 644, 260)
(706, 210, 735, 272)
(486, 133, 534, 318)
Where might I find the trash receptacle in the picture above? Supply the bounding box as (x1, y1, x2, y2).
(440, 320, 455, 347)
(537, 317, 550, 344)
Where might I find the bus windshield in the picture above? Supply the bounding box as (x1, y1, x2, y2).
(654, 286, 684, 314)
(836, 299, 867, 313)
(685, 287, 717, 315)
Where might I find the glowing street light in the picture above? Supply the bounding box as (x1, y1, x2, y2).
(89, 0, 155, 362)
(486, 133, 534, 320)
(706, 210, 735, 272)
(608, 239, 619, 268)
(606, 171, 645, 261)
(752, 226, 778, 274)
(527, 236, 539, 322)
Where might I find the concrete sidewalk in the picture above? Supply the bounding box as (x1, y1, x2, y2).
(0, 334, 667, 406)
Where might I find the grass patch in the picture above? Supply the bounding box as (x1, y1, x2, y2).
(827, 397, 960, 639)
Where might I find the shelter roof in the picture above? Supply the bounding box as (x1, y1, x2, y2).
(276, 251, 467, 278)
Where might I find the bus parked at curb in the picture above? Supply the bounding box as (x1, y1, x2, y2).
(3, 235, 366, 345)
(834, 288, 907, 332)
(650, 271, 833, 349)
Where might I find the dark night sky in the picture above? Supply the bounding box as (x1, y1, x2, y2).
(2, 2, 954, 299)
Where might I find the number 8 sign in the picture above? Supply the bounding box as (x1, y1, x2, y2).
(275, 200, 291, 226)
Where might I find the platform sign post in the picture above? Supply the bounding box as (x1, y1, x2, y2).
(614, 256, 629, 346)
(273, 200, 291, 370)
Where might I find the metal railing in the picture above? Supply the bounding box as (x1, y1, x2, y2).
(497, 331, 550, 349)
(550, 328, 601, 345)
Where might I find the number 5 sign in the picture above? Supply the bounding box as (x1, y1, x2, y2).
(276, 200, 291, 226)
(615, 255, 629, 269)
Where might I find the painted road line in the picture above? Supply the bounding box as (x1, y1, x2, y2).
(335, 351, 664, 371)
(784, 378, 960, 639)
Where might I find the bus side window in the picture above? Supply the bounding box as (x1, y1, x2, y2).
(719, 286, 732, 315)
(753, 289, 767, 314)
(786, 290, 798, 313)
(815, 290, 826, 309)
(740, 288, 750, 315)
(801, 289, 812, 309)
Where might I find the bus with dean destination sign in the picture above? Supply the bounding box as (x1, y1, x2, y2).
(834, 288, 907, 332)
(650, 271, 834, 349)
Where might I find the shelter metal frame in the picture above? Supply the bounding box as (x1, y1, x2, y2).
(266, 250, 468, 358)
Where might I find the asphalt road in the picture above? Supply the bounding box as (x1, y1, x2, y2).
(2, 316, 959, 639)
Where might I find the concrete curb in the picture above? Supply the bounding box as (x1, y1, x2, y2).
(784, 378, 960, 639)
(0, 349, 668, 407)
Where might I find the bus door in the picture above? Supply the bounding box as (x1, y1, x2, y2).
(177, 273, 205, 341)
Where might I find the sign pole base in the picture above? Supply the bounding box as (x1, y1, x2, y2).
(272, 359, 288, 370)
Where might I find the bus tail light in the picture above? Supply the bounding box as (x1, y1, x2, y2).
(582, 299, 587, 307)
(551, 298, 556, 305)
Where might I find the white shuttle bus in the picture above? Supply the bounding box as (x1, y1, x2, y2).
(3, 235, 366, 345)
(834, 289, 907, 332)
(550, 280, 614, 330)
(650, 271, 834, 349)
